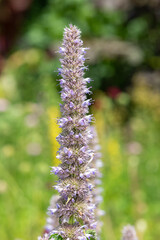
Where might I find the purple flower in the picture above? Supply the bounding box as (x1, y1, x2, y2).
(78, 236, 87, 240)
(69, 102, 74, 108)
(79, 118, 86, 126)
(51, 167, 61, 175)
(58, 68, 62, 75)
(88, 183, 93, 191)
(80, 146, 87, 153)
(59, 47, 65, 54)
(78, 158, 83, 164)
(49, 208, 57, 215)
(90, 222, 97, 229)
(54, 185, 63, 192)
(75, 134, 80, 139)
(82, 100, 91, 107)
(56, 203, 60, 209)
(83, 168, 96, 178)
(63, 147, 72, 157)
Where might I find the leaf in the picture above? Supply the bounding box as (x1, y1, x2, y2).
(49, 234, 63, 240)
(86, 229, 97, 240)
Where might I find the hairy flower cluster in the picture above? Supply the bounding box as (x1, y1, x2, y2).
(122, 225, 138, 240)
(41, 25, 97, 240)
(43, 127, 103, 238)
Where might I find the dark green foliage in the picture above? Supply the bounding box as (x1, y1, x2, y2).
(20, 0, 160, 92)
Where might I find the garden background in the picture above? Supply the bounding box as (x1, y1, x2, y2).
(0, 0, 160, 239)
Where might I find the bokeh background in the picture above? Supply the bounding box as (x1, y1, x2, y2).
(0, 0, 160, 239)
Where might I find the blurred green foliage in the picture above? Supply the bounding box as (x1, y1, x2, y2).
(20, 0, 160, 91)
(0, 0, 160, 240)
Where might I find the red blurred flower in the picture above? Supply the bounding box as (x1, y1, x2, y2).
(107, 86, 121, 99)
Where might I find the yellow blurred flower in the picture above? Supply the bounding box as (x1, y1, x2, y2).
(0, 180, 8, 194)
(107, 138, 120, 157)
(47, 106, 61, 166)
(106, 138, 122, 175)
(132, 79, 160, 119)
(19, 162, 31, 173)
(0, 74, 17, 99)
(7, 49, 42, 68)
(2, 145, 15, 157)
(136, 219, 148, 233)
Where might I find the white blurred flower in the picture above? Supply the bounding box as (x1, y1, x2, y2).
(26, 142, 42, 156)
(127, 141, 142, 155)
(136, 219, 148, 233)
(0, 98, 9, 112)
(0, 180, 8, 193)
(25, 114, 39, 127)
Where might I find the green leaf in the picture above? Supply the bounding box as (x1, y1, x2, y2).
(49, 233, 63, 240)
(86, 229, 97, 240)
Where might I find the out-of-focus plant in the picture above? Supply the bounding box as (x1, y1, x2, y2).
(20, 0, 160, 94)
(89, 126, 104, 234)
(131, 75, 160, 120)
(122, 225, 138, 240)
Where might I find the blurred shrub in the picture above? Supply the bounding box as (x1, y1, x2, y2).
(19, 0, 160, 92)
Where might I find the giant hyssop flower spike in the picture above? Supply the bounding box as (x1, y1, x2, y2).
(38, 25, 98, 240)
